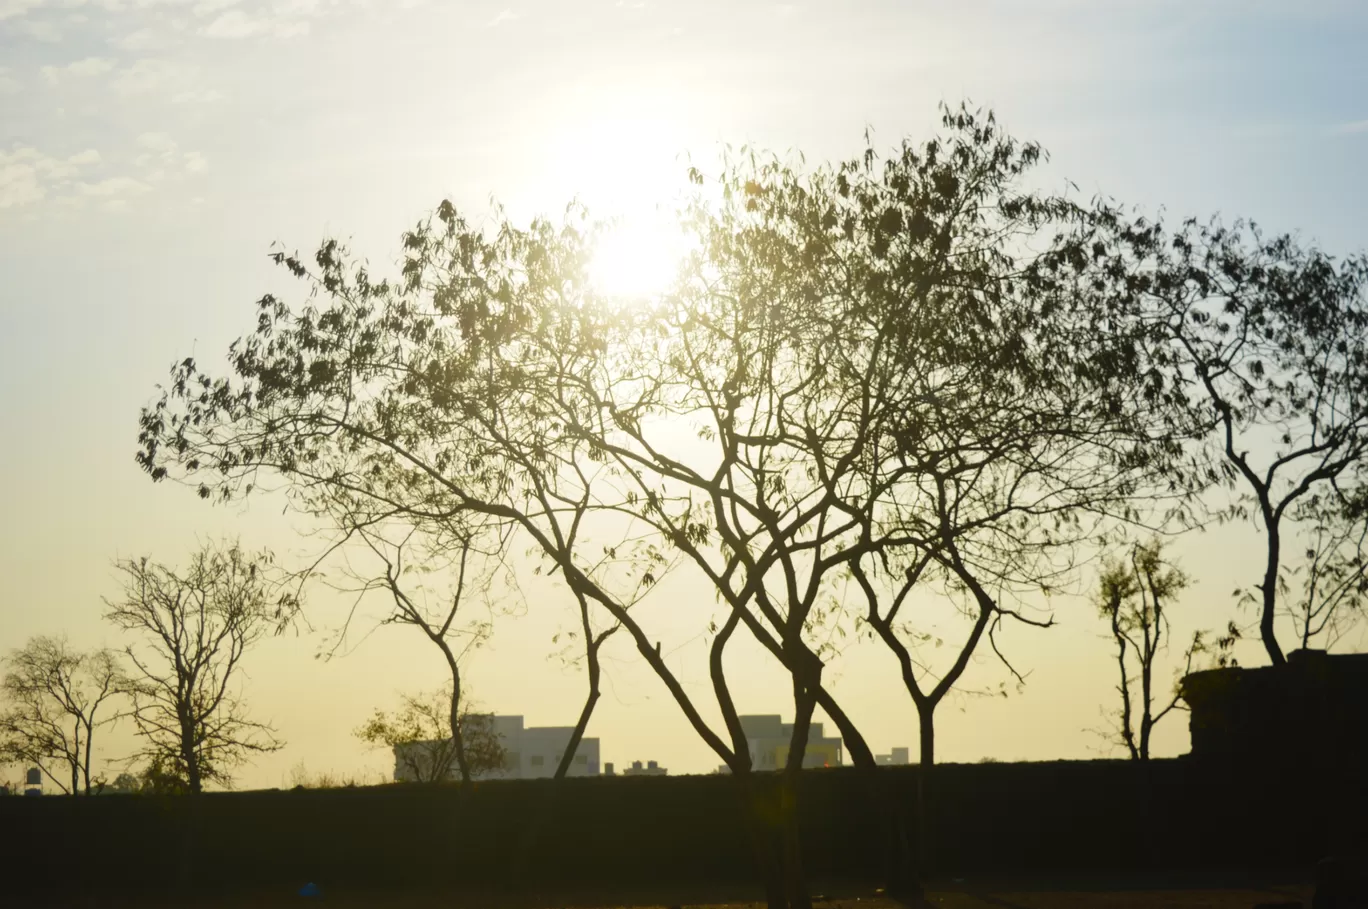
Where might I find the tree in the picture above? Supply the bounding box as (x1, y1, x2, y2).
(132, 106, 1168, 907)
(1095, 539, 1238, 761)
(355, 685, 506, 783)
(340, 527, 498, 786)
(0, 636, 124, 795)
(105, 542, 292, 793)
(1095, 213, 1368, 665)
(676, 104, 1194, 874)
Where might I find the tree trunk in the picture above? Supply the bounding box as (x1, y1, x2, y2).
(554, 635, 604, 780)
(440, 643, 471, 784)
(916, 702, 935, 875)
(816, 684, 925, 905)
(183, 721, 202, 794)
(1261, 517, 1287, 667)
(779, 676, 816, 909)
(83, 717, 94, 795)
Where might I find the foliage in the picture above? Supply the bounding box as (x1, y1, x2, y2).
(1093, 210, 1368, 664)
(355, 685, 507, 783)
(105, 541, 292, 793)
(0, 636, 124, 795)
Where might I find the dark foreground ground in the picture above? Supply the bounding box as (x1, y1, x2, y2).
(36, 871, 1314, 909)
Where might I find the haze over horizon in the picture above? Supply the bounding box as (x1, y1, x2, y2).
(2, 0, 1366, 790)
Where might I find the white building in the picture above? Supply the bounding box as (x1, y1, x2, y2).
(739, 714, 844, 770)
(392, 715, 601, 782)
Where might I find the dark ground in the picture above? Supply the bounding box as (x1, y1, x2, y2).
(37, 871, 1314, 909)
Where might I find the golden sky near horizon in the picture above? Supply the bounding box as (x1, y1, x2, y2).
(1, 0, 1366, 789)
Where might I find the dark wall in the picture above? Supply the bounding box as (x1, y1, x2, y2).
(1, 757, 1359, 903)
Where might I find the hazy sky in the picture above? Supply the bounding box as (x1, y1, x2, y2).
(2, 0, 1366, 789)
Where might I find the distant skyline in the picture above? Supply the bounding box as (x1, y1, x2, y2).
(2, 0, 1366, 789)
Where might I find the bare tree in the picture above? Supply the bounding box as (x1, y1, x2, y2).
(1280, 482, 1368, 651)
(105, 542, 292, 793)
(0, 636, 124, 795)
(334, 526, 497, 785)
(355, 685, 506, 782)
(1095, 539, 1237, 761)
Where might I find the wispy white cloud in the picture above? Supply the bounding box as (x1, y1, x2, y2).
(113, 26, 170, 50)
(1332, 119, 1368, 135)
(201, 6, 308, 37)
(0, 145, 100, 209)
(133, 131, 208, 181)
(41, 56, 117, 83)
(8, 16, 63, 39)
(0, 67, 21, 93)
(111, 57, 191, 95)
(1, 135, 203, 213)
(171, 87, 225, 103)
(485, 7, 519, 27)
(0, 0, 45, 23)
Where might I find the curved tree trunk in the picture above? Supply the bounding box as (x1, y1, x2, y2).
(439, 641, 471, 785)
(553, 636, 604, 780)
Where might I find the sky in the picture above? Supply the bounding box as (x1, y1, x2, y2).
(1, 0, 1366, 790)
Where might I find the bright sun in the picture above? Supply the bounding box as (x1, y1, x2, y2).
(588, 219, 688, 301)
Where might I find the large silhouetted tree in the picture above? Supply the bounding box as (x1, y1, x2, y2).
(0, 637, 124, 795)
(134, 104, 1197, 907)
(106, 542, 292, 793)
(1094, 212, 1368, 665)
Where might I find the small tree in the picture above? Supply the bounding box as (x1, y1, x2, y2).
(356, 686, 506, 783)
(342, 527, 498, 786)
(106, 542, 291, 793)
(1097, 539, 1237, 761)
(0, 636, 124, 795)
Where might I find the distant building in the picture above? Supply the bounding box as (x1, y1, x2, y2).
(392, 715, 600, 782)
(876, 747, 910, 766)
(739, 715, 843, 770)
(621, 759, 667, 776)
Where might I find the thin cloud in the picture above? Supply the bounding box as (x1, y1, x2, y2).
(0, 67, 21, 93)
(0, 144, 101, 209)
(41, 57, 118, 83)
(201, 7, 310, 38)
(1332, 119, 1368, 135)
(486, 7, 520, 27)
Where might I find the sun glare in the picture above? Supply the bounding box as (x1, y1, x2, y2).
(588, 219, 689, 302)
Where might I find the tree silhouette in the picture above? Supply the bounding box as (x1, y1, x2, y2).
(1095, 539, 1237, 761)
(1094, 212, 1368, 665)
(106, 542, 292, 793)
(0, 636, 124, 795)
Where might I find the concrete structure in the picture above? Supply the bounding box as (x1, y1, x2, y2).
(1182, 649, 1368, 771)
(739, 714, 843, 770)
(392, 715, 600, 782)
(621, 759, 667, 776)
(876, 747, 910, 766)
